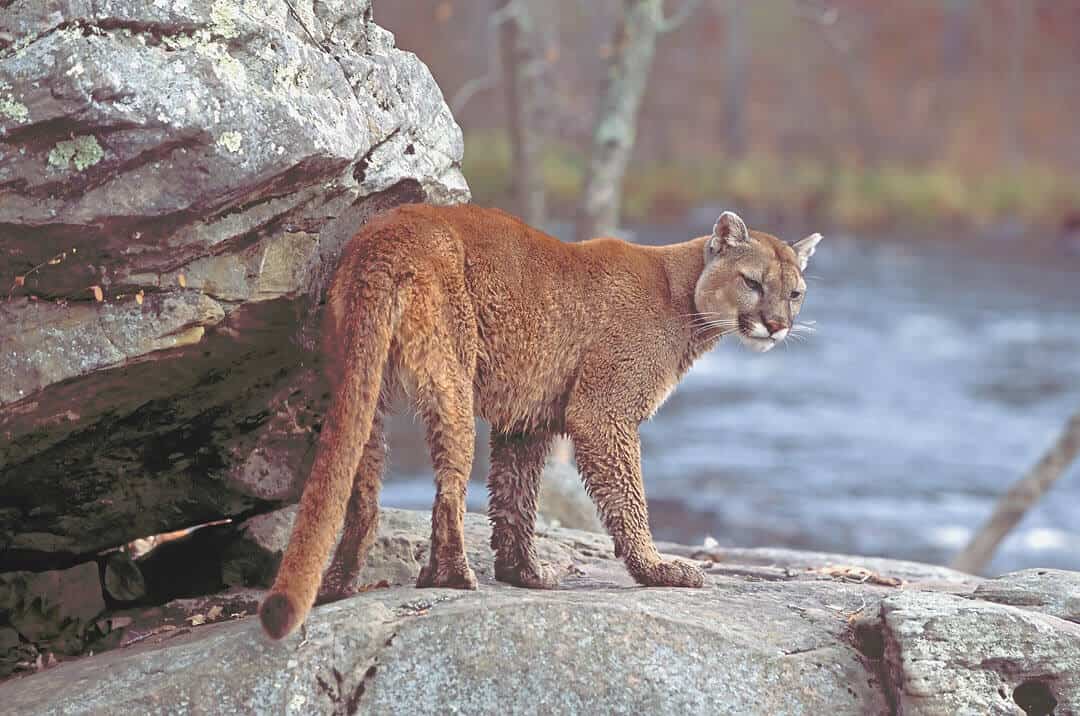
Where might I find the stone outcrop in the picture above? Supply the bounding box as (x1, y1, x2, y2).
(1, 509, 1077, 715)
(0, 0, 468, 568)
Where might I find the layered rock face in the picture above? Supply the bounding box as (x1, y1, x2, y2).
(0, 0, 468, 568)
(2, 509, 1079, 715)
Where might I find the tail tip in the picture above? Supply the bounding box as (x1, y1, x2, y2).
(259, 591, 300, 640)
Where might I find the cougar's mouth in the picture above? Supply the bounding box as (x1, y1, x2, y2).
(740, 334, 777, 352)
(738, 315, 779, 352)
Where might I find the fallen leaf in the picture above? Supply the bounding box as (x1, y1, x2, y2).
(206, 605, 223, 621)
(14, 275, 25, 287)
(177, 273, 187, 288)
(135, 290, 144, 305)
(89, 285, 103, 302)
(188, 614, 206, 626)
(809, 565, 902, 588)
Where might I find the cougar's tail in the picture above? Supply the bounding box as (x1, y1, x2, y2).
(259, 280, 400, 640)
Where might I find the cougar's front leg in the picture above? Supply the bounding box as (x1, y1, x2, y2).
(567, 414, 704, 588)
(488, 431, 560, 589)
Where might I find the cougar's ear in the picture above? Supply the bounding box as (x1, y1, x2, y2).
(705, 210, 750, 259)
(792, 232, 823, 271)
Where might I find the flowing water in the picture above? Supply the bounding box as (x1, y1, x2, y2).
(382, 225, 1080, 575)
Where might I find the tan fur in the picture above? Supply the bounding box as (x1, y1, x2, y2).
(259, 204, 821, 639)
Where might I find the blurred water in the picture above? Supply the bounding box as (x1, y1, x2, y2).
(382, 227, 1080, 575)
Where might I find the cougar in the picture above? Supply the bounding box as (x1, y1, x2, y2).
(259, 204, 821, 638)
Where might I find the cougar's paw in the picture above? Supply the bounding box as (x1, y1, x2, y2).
(316, 574, 359, 604)
(636, 559, 706, 588)
(495, 559, 560, 589)
(416, 557, 478, 590)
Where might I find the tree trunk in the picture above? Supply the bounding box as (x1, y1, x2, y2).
(574, 0, 663, 242)
(721, 0, 746, 159)
(1001, 0, 1032, 167)
(497, 0, 546, 226)
(952, 410, 1080, 574)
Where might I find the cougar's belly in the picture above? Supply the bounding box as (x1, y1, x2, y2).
(473, 348, 575, 435)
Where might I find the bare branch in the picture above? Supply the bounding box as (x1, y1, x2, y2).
(952, 410, 1080, 574)
(657, 0, 703, 33)
(450, 1, 521, 115)
(793, 0, 839, 26)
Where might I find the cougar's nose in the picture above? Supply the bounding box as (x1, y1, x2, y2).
(764, 318, 787, 335)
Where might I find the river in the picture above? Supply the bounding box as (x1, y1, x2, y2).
(381, 224, 1080, 575)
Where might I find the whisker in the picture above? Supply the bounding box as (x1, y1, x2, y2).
(691, 323, 738, 339)
(685, 318, 738, 331)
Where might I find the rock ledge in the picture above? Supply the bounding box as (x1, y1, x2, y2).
(1, 509, 1077, 715)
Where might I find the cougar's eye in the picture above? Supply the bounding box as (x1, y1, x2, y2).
(742, 275, 762, 293)
(790, 290, 802, 300)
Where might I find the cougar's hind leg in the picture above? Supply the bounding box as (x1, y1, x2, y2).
(414, 365, 477, 589)
(319, 408, 387, 601)
(488, 431, 560, 589)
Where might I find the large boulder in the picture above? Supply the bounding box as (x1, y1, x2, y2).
(0, 0, 468, 569)
(2, 509, 1078, 714)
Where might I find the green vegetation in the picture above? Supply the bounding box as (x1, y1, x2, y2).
(463, 129, 1080, 231)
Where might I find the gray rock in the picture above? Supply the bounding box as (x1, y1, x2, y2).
(973, 568, 1080, 624)
(5, 508, 1076, 714)
(103, 551, 146, 603)
(0, 562, 105, 654)
(537, 458, 604, 533)
(881, 590, 1080, 715)
(0, 0, 468, 566)
(221, 506, 295, 588)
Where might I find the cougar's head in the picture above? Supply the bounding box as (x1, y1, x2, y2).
(694, 211, 822, 353)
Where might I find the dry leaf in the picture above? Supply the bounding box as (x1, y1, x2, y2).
(135, 290, 144, 305)
(14, 275, 25, 287)
(355, 579, 391, 593)
(206, 605, 224, 621)
(809, 565, 902, 588)
(188, 614, 206, 626)
(89, 285, 103, 302)
(177, 273, 187, 288)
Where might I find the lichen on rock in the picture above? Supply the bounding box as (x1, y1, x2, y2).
(46, 135, 104, 171)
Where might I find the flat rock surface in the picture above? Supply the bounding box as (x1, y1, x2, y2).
(2, 508, 1076, 715)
